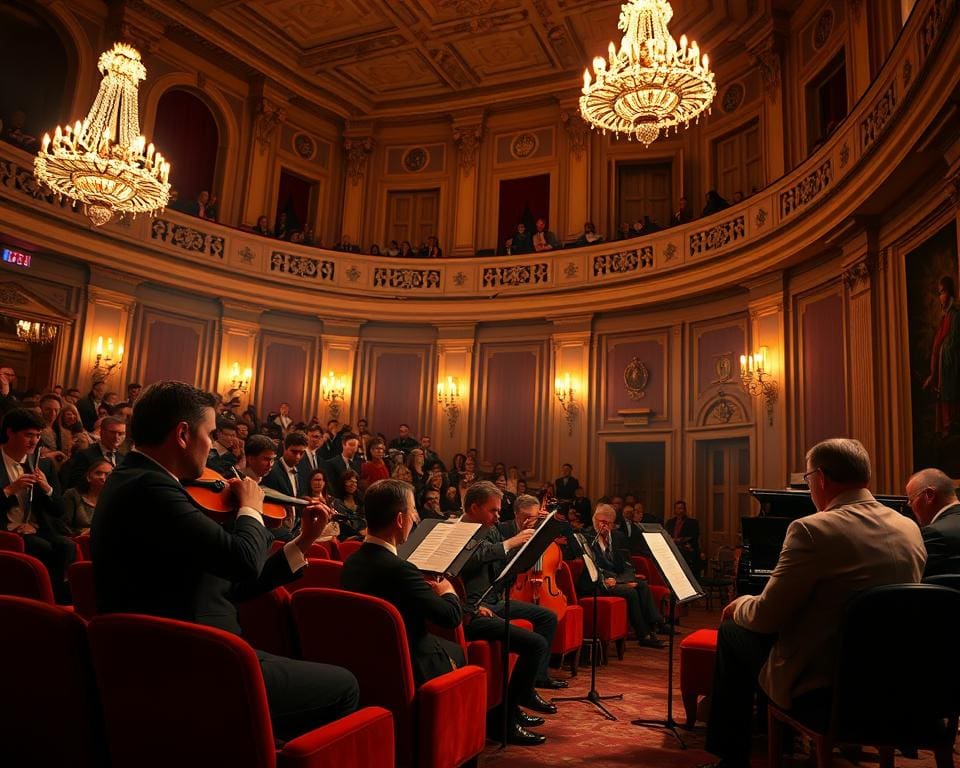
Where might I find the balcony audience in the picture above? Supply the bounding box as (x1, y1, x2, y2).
(532, 218, 560, 252)
(671, 196, 694, 225)
(702, 189, 730, 216)
(572, 221, 604, 247)
(506, 222, 533, 254)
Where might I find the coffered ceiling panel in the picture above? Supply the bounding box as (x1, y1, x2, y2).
(252, 0, 389, 47)
(336, 49, 444, 94)
(455, 26, 552, 78)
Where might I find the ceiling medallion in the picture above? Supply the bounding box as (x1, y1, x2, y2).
(580, 0, 716, 147)
(34, 43, 170, 227)
(624, 356, 650, 399)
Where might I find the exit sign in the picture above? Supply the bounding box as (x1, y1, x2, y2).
(2, 248, 31, 268)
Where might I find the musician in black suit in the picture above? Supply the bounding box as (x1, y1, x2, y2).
(262, 431, 310, 539)
(580, 504, 667, 647)
(341, 478, 465, 684)
(61, 416, 126, 490)
(666, 499, 703, 576)
(460, 484, 561, 746)
(1, 408, 74, 601)
(906, 468, 960, 577)
(91, 381, 359, 741)
(553, 463, 578, 501)
(323, 432, 363, 498)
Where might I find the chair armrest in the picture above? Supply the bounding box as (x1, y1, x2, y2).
(417, 665, 487, 768)
(278, 706, 394, 768)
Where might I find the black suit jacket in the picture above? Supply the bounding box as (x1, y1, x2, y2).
(77, 394, 99, 431)
(665, 516, 700, 548)
(554, 476, 578, 501)
(923, 503, 960, 577)
(91, 451, 300, 635)
(323, 454, 363, 498)
(620, 519, 646, 554)
(459, 524, 510, 607)
(341, 542, 463, 684)
(0, 456, 64, 534)
(577, 530, 635, 596)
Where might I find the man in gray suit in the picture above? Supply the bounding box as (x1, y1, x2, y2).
(703, 438, 925, 768)
(905, 467, 960, 577)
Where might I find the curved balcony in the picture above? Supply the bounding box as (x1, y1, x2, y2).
(0, 0, 957, 323)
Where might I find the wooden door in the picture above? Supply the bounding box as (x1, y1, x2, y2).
(697, 438, 752, 561)
(713, 119, 762, 200)
(386, 189, 440, 248)
(605, 441, 666, 521)
(616, 162, 672, 230)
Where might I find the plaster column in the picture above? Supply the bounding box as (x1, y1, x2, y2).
(560, 105, 590, 243)
(320, 320, 363, 426)
(218, 301, 262, 407)
(451, 114, 484, 257)
(748, 31, 786, 181)
(433, 324, 476, 462)
(549, 315, 593, 485)
(340, 132, 376, 247)
(83, 269, 139, 391)
(241, 79, 287, 226)
(846, 0, 873, 101)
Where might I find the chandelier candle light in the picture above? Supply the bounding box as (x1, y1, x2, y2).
(34, 43, 170, 227)
(437, 376, 461, 437)
(580, 0, 716, 146)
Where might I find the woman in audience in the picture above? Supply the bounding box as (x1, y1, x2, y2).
(62, 458, 112, 535)
(492, 462, 506, 482)
(517, 478, 528, 496)
(406, 448, 427, 488)
(340, 470, 364, 518)
(369, 244, 381, 256)
(386, 240, 400, 256)
(442, 484, 462, 513)
(506, 465, 521, 495)
(253, 215, 271, 237)
(360, 437, 389, 491)
(47, 401, 83, 463)
(399, 240, 414, 258)
(306, 467, 352, 541)
(702, 189, 730, 216)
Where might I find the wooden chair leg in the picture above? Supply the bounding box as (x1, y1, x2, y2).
(615, 638, 625, 660)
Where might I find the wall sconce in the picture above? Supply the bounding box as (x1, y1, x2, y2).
(437, 376, 461, 437)
(229, 361, 252, 394)
(91, 335, 123, 380)
(554, 372, 579, 436)
(321, 371, 346, 419)
(740, 346, 778, 426)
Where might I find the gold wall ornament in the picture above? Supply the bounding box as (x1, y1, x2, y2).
(34, 43, 170, 227)
(624, 356, 649, 399)
(579, 0, 716, 146)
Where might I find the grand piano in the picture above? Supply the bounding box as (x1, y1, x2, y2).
(737, 488, 912, 595)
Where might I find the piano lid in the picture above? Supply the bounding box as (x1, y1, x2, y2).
(749, 488, 912, 520)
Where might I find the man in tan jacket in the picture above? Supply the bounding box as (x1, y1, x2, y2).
(703, 438, 925, 768)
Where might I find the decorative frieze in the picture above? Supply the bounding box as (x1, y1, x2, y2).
(269, 251, 335, 281)
(482, 263, 550, 288)
(372, 267, 442, 290)
(592, 247, 654, 277)
(150, 219, 225, 259)
(919, 0, 952, 63)
(860, 83, 897, 152)
(780, 161, 832, 218)
(0, 158, 81, 214)
(688, 216, 746, 257)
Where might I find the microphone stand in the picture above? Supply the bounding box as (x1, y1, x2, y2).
(631, 594, 686, 747)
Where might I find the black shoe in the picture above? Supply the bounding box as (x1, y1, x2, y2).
(656, 623, 675, 636)
(506, 722, 547, 746)
(514, 708, 545, 728)
(520, 691, 558, 714)
(639, 636, 666, 648)
(535, 677, 568, 689)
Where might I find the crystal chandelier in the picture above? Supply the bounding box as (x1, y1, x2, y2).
(580, 0, 716, 147)
(16, 320, 58, 344)
(34, 43, 170, 227)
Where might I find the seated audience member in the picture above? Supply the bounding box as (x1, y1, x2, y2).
(460, 481, 560, 745)
(335, 234, 358, 253)
(388, 423, 418, 455)
(620, 504, 646, 553)
(702, 189, 730, 216)
(505, 222, 533, 255)
(305, 467, 359, 540)
(671, 196, 694, 225)
(324, 432, 363, 497)
(91, 381, 359, 740)
(77, 379, 106, 431)
(184, 190, 212, 219)
(572, 221, 604, 247)
(274, 212, 292, 240)
(424, 236, 442, 258)
(62, 458, 112, 535)
(406, 448, 427, 488)
(48, 401, 84, 462)
(360, 437, 390, 491)
(495, 474, 516, 522)
(505, 465, 521, 495)
(341, 478, 465, 684)
(63, 387, 81, 405)
(253, 215, 272, 237)
(38, 393, 67, 463)
(243, 434, 277, 482)
(554, 462, 578, 501)
(206, 419, 241, 476)
(385, 240, 400, 256)
(273, 402, 294, 435)
(442, 484, 461, 513)
(339, 469, 364, 517)
(419, 486, 446, 520)
(61, 416, 126, 490)
(905, 467, 960, 577)
(703, 438, 925, 768)
(299, 424, 328, 475)
(398, 240, 415, 257)
(419, 434, 442, 469)
(1, 408, 75, 601)
(665, 499, 702, 576)
(580, 504, 667, 647)
(532, 218, 560, 252)
(369, 243, 381, 256)
(126, 382, 142, 404)
(204, 193, 219, 221)
(572, 486, 591, 522)
(262, 431, 309, 539)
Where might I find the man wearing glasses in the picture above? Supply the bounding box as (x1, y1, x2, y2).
(702, 438, 925, 768)
(905, 467, 960, 577)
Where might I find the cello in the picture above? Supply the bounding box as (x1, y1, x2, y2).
(509, 500, 568, 621)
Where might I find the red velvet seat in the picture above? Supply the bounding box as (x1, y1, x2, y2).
(679, 628, 718, 727)
(567, 564, 629, 663)
(0, 530, 25, 552)
(0, 596, 105, 767)
(286, 557, 344, 591)
(87, 612, 395, 768)
(306, 541, 333, 560)
(291, 587, 486, 768)
(73, 533, 92, 561)
(552, 561, 584, 675)
(68, 559, 98, 620)
(238, 587, 295, 657)
(337, 540, 362, 560)
(0, 550, 55, 603)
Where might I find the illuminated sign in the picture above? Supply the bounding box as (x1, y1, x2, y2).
(2, 248, 31, 268)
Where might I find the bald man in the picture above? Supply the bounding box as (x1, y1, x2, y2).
(905, 467, 960, 577)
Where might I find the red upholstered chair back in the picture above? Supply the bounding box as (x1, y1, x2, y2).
(87, 613, 278, 768)
(73, 533, 92, 560)
(286, 557, 344, 591)
(566, 558, 584, 597)
(238, 587, 294, 657)
(291, 588, 417, 763)
(324, 537, 342, 560)
(306, 541, 333, 559)
(557, 560, 578, 604)
(0, 596, 104, 767)
(68, 560, 98, 620)
(0, 550, 55, 603)
(0, 530, 25, 552)
(337, 540, 363, 560)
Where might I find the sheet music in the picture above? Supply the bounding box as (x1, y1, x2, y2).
(500, 511, 557, 580)
(406, 521, 482, 573)
(573, 533, 599, 583)
(642, 532, 698, 601)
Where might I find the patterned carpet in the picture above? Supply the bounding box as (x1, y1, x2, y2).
(479, 604, 943, 768)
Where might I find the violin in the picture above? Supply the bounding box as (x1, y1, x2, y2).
(509, 507, 568, 621)
(183, 467, 307, 528)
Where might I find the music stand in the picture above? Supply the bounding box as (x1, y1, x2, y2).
(631, 524, 704, 748)
(551, 532, 624, 720)
(474, 512, 566, 749)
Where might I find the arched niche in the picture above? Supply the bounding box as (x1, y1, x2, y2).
(152, 88, 221, 207)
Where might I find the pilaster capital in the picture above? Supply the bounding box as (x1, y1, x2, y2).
(452, 114, 484, 177)
(343, 136, 376, 186)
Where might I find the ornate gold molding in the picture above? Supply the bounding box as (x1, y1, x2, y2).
(842, 248, 889, 292)
(254, 97, 285, 154)
(560, 110, 589, 161)
(343, 137, 375, 186)
(749, 37, 782, 102)
(452, 123, 483, 176)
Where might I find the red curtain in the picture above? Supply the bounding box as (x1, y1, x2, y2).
(153, 89, 219, 204)
(370, 354, 423, 437)
(143, 322, 200, 386)
(497, 174, 550, 254)
(483, 351, 536, 472)
(260, 343, 308, 423)
(275, 169, 313, 233)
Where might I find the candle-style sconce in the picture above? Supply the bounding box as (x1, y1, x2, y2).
(91, 336, 123, 380)
(739, 346, 779, 426)
(437, 376, 462, 437)
(322, 371, 346, 420)
(554, 372, 579, 436)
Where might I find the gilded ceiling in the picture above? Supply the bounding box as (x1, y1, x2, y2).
(137, 0, 757, 118)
